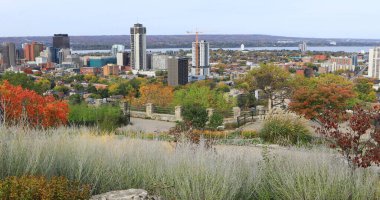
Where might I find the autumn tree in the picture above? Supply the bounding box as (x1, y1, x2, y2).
(354, 78, 377, 103)
(0, 81, 68, 128)
(290, 74, 356, 120)
(317, 106, 380, 169)
(134, 84, 174, 107)
(243, 64, 291, 110)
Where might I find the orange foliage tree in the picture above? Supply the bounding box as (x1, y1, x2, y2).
(134, 84, 174, 107)
(289, 83, 356, 120)
(0, 81, 68, 128)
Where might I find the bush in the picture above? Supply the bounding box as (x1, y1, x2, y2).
(193, 130, 228, 139)
(241, 130, 258, 139)
(0, 176, 91, 200)
(182, 104, 208, 129)
(69, 104, 127, 131)
(224, 122, 238, 130)
(259, 112, 312, 145)
(208, 113, 224, 130)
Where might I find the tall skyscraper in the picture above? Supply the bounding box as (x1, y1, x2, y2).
(168, 57, 188, 86)
(191, 40, 210, 76)
(116, 52, 130, 66)
(0, 42, 16, 69)
(23, 42, 44, 61)
(53, 34, 70, 49)
(130, 23, 147, 70)
(111, 44, 125, 56)
(299, 41, 307, 53)
(368, 47, 380, 79)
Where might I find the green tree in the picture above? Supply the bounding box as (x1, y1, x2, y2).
(208, 113, 224, 130)
(34, 78, 51, 94)
(244, 64, 291, 109)
(182, 104, 208, 129)
(53, 85, 70, 95)
(354, 78, 377, 102)
(173, 84, 233, 113)
(1, 72, 35, 90)
(69, 94, 83, 105)
(87, 84, 97, 93)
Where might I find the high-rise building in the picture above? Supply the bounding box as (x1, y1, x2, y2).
(168, 57, 188, 86)
(152, 54, 169, 70)
(111, 44, 125, 56)
(352, 54, 358, 67)
(299, 41, 307, 53)
(130, 23, 147, 70)
(23, 42, 44, 61)
(191, 40, 210, 76)
(116, 52, 130, 66)
(368, 47, 380, 79)
(146, 52, 152, 70)
(58, 48, 71, 64)
(53, 34, 70, 49)
(0, 42, 16, 69)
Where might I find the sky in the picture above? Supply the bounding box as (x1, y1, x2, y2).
(1, 0, 379, 39)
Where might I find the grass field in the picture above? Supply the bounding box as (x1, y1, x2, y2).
(0, 126, 378, 199)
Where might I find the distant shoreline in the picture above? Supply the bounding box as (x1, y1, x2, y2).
(72, 46, 373, 54)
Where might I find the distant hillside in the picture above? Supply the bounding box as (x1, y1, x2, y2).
(1, 34, 380, 50)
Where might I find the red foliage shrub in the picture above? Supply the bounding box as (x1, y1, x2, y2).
(0, 81, 68, 128)
(317, 106, 380, 168)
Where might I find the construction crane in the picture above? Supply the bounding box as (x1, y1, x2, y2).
(186, 30, 203, 76)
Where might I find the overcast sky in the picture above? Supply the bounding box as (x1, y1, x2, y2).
(1, 0, 379, 38)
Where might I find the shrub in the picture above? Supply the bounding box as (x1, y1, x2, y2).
(0, 81, 68, 128)
(241, 130, 258, 139)
(208, 113, 224, 130)
(182, 104, 208, 129)
(224, 122, 238, 130)
(193, 130, 228, 139)
(69, 104, 127, 131)
(259, 112, 312, 145)
(0, 176, 91, 200)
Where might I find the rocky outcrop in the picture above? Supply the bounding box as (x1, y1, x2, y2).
(90, 189, 160, 200)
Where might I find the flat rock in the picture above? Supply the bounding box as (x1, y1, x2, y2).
(91, 189, 159, 200)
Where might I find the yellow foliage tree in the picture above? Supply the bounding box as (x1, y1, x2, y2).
(135, 84, 174, 107)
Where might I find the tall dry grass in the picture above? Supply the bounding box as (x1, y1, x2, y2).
(0, 126, 378, 199)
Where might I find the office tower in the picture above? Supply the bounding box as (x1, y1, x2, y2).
(130, 23, 147, 70)
(191, 40, 210, 76)
(152, 54, 169, 70)
(58, 48, 71, 64)
(15, 48, 23, 65)
(299, 41, 307, 53)
(0, 42, 16, 69)
(24, 42, 44, 61)
(146, 52, 152, 70)
(116, 52, 130, 66)
(368, 47, 380, 79)
(352, 54, 358, 67)
(168, 57, 188, 86)
(53, 34, 70, 49)
(111, 44, 125, 56)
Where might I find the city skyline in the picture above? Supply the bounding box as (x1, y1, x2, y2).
(1, 0, 380, 39)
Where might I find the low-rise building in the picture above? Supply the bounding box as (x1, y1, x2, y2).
(103, 64, 119, 76)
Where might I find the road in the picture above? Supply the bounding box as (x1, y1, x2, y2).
(121, 118, 176, 133)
